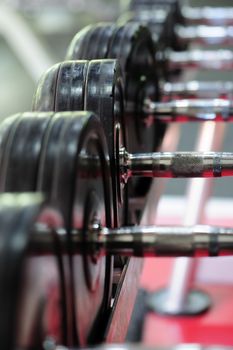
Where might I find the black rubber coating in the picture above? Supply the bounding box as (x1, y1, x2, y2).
(37, 111, 114, 346)
(32, 63, 61, 111)
(0, 112, 69, 346)
(2, 112, 53, 192)
(0, 193, 43, 350)
(67, 23, 166, 156)
(33, 59, 127, 227)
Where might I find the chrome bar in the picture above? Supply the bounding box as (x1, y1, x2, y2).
(166, 49, 233, 70)
(161, 81, 233, 98)
(144, 99, 233, 122)
(102, 225, 233, 257)
(182, 6, 233, 26)
(30, 223, 233, 258)
(140, 123, 181, 225)
(122, 150, 233, 179)
(176, 25, 233, 45)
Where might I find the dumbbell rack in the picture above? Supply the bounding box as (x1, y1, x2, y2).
(3, 1, 233, 349)
(103, 2, 233, 346)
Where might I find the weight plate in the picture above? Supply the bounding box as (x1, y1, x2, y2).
(129, 0, 182, 21)
(37, 111, 113, 346)
(67, 25, 96, 60)
(55, 61, 89, 112)
(33, 61, 88, 113)
(0, 113, 69, 346)
(67, 23, 165, 155)
(3, 112, 53, 192)
(67, 112, 113, 345)
(68, 23, 167, 199)
(85, 60, 127, 226)
(0, 114, 21, 191)
(83, 25, 108, 60)
(0, 193, 44, 349)
(109, 23, 167, 197)
(33, 59, 127, 226)
(109, 23, 164, 153)
(18, 202, 67, 348)
(126, 0, 186, 50)
(67, 24, 117, 62)
(32, 63, 61, 111)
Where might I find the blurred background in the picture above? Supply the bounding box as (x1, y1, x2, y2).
(0, 0, 233, 198)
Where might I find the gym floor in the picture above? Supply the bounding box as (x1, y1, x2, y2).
(0, 0, 233, 198)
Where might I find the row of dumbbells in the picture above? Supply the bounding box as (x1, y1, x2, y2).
(3, 1, 233, 349)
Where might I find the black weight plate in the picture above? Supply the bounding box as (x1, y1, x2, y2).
(34, 59, 127, 227)
(0, 113, 69, 346)
(90, 25, 114, 60)
(67, 23, 165, 155)
(120, 6, 172, 45)
(55, 61, 89, 112)
(0, 114, 21, 191)
(67, 23, 166, 198)
(129, 0, 183, 22)
(37, 111, 113, 346)
(67, 25, 97, 60)
(0, 193, 43, 350)
(109, 23, 164, 153)
(67, 24, 117, 62)
(126, 1, 186, 50)
(17, 201, 68, 348)
(37, 113, 72, 225)
(81, 25, 108, 60)
(68, 113, 113, 345)
(3, 112, 53, 192)
(85, 59, 127, 227)
(35, 113, 73, 344)
(33, 61, 88, 113)
(108, 23, 166, 197)
(32, 63, 61, 111)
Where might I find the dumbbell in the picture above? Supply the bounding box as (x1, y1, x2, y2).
(66, 22, 233, 101)
(33, 58, 233, 161)
(161, 80, 233, 99)
(3, 140, 233, 350)
(0, 111, 114, 347)
(127, 0, 233, 47)
(33, 60, 129, 227)
(3, 203, 233, 350)
(129, 0, 233, 26)
(118, 9, 233, 75)
(33, 53, 232, 219)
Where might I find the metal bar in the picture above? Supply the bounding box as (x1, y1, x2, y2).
(161, 81, 233, 98)
(31, 223, 233, 258)
(166, 49, 233, 70)
(182, 6, 233, 26)
(176, 25, 233, 46)
(122, 150, 233, 179)
(144, 99, 233, 122)
(140, 124, 181, 225)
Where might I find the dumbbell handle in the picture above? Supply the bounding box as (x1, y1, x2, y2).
(176, 25, 233, 45)
(182, 6, 233, 26)
(144, 99, 233, 122)
(31, 224, 233, 258)
(120, 150, 233, 180)
(161, 81, 233, 98)
(165, 49, 233, 70)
